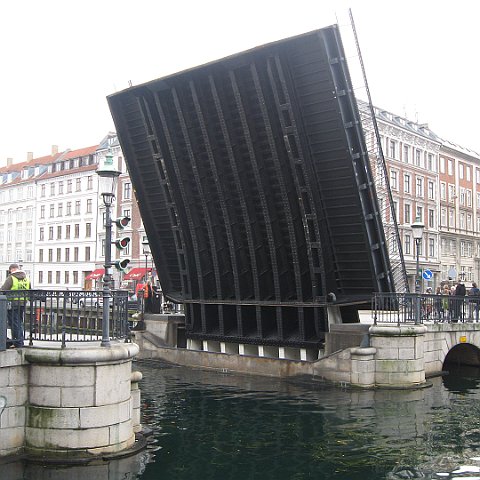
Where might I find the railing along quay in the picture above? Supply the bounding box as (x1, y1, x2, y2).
(373, 292, 480, 325)
(1, 289, 132, 348)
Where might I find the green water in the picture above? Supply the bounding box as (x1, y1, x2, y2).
(137, 361, 480, 479)
(10, 361, 480, 479)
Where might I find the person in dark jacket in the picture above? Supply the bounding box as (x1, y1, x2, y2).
(454, 281, 467, 322)
(1, 264, 31, 348)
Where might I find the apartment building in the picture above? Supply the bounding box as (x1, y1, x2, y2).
(0, 136, 147, 291)
(438, 141, 480, 284)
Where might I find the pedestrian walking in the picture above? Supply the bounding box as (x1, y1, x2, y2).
(454, 281, 467, 322)
(1, 264, 31, 348)
(469, 282, 480, 322)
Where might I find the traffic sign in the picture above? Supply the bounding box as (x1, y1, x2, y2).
(422, 269, 433, 281)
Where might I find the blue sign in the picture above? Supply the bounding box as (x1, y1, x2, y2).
(423, 269, 433, 281)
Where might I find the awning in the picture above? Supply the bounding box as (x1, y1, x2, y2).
(85, 269, 105, 280)
(124, 267, 152, 281)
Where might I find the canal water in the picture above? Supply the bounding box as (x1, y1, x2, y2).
(9, 360, 480, 479)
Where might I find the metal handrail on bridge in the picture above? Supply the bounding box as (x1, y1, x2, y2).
(372, 292, 480, 325)
(0, 289, 132, 348)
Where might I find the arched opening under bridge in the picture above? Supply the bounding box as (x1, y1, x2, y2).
(443, 343, 480, 370)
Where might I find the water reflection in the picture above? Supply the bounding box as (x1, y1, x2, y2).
(7, 360, 480, 479)
(138, 361, 480, 480)
(4, 448, 151, 480)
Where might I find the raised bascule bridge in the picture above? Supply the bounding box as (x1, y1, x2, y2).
(108, 25, 407, 359)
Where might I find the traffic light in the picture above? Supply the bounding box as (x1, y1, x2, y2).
(114, 259, 130, 272)
(114, 216, 131, 229)
(115, 236, 131, 250)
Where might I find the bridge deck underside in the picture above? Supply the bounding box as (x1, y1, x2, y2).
(109, 26, 394, 348)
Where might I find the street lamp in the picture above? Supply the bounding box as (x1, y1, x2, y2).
(411, 216, 425, 294)
(96, 151, 121, 347)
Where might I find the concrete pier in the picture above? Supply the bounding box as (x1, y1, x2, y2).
(0, 342, 140, 459)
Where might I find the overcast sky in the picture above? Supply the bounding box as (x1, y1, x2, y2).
(1, 0, 478, 165)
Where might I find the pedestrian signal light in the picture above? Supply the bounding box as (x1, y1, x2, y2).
(114, 259, 130, 272)
(114, 216, 131, 229)
(115, 236, 131, 250)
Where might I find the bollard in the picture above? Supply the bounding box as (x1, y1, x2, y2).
(0, 295, 7, 351)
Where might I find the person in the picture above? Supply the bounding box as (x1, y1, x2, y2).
(1, 264, 31, 348)
(469, 282, 480, 321)
(454, 281, 467, 322)
(442, 285, 451, 321)
(435, 286, 444, 321)
(144, 279, 154, 313)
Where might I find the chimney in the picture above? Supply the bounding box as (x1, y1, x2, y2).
(27, 152, 33, 162)
(52, 145, 58, 155)
(7, 157, 13, 167)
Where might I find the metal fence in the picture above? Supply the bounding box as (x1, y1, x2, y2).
(372, 292, 480, 325)
(1, 289, 131, 348)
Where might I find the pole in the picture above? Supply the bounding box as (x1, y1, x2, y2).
(102, 197, 112, 347)
(415, 238, 421, 324)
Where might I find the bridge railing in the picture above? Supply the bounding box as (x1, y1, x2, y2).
(372, 292, 480, 325)
(1, 289, 131, 348)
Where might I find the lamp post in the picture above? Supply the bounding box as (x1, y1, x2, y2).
(411, 216, 425, 294)
(96, 151, 121, 347)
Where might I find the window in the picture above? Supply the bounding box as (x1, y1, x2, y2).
(428, 181, 434, 200)
(467, 166, 471, 182)
(38, 271, 43, 284)
(467, 213, 472, 231)
(448, 159, 453, 176)
(56, 271, 61, 284)
(66, 202, 72, 215)
(74, 247, 79, 262)
(50, 183, 55, 196)
(41, 185, 46, 197)
(74, 224, 80, 238)
(467, 190, 472, 207)
(460, 212, 466, 229)
(40, 205, 45, 219)
(58, 203, 63, 216)
(477, 169, 480, 184)
(415, 149, 421, 167)
(39, 249, 44, 262)
(59, 181, 64, 194)
(449, 208, 455, 228)
(429, 238, 435, 257)
(441, 207, 447, 226)
(416, 206, 423, 221)
(57, 225, 61, 239)
(403, 145, 409, 163)
(48, 249, 53, 262)
(67, 180, 73, 193)
(86, 199, 92, 213)
(48, 226, 54, 240)
(76, 178, 81, 191)
(427, 153, 435, 171)
(404, 234, 411, 255)
(460, 187, 466, 206)
(404, 174, 411, 194)
(404, 203, 411, 224)
(440, 157, 445, 174)
(49, 204, 55, 218)
(459, 163, 464, 180)
(123, 182, 131, 200)
(39, 227, 44, 241)
(440, 182, 446, 201)
(65, 248, 70, 262)
(66, 225, 71, 239)
(390, 170, 398, 190)
(416, 177, 424, 197)
(75, 200, 81, 215)
(389, 140, 396, 159)
(428, 209, 435, 228)
(87, 176, 93, 190)
(73, 271, 78, 284)
(85, 246, 90, 261)
(56, 248, 61, 262)
(47, 271, 52, 283)
(448, 185, 456, 203)
(86, 223, 91, 237)
(65, 271, 70, 284)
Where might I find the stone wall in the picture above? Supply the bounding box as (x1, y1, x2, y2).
(0, 342, 140, 460)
